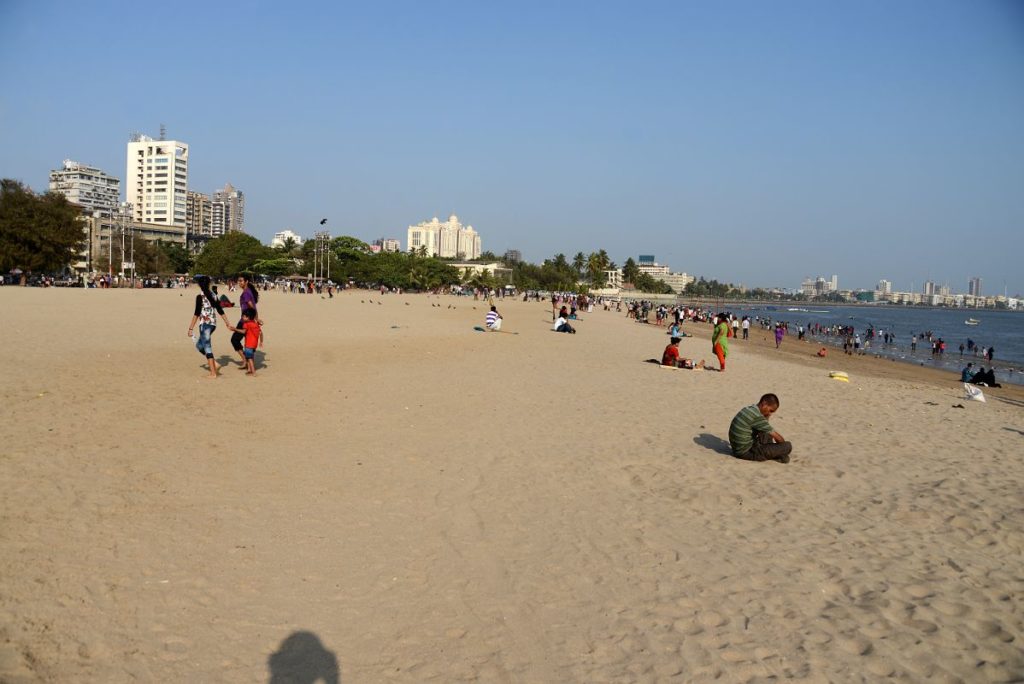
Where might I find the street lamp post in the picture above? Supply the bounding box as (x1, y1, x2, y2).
(313, 230, 330, 285)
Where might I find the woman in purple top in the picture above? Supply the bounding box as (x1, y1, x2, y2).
(230, 274, 261, 369)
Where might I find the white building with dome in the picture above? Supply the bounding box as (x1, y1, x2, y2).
(407, 214, 481, 259)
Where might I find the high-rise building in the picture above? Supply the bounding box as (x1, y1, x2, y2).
(126, 134, 188, 226)
(406, 214, 481, 258)
(923, 280, 936, 296)
(877, 279, 892, 294)
(503, 249, 522, 264)
(829, 275, 838, 292)
(211, 183, 245, 236)
(49, 160, 121, 218)
(186, 191, 212, 237)
(969, 277, 982, 297)
(373, 238, 401, 252)
(272, 229, 304, 248)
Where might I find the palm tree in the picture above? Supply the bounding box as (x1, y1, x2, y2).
(586, 252, 606, 285)
(622, 257, 640, 284)
(277, 236, 299, 256)
(572, 251, 586, 276)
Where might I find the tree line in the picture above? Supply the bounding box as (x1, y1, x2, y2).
(0, 177, 681, 294)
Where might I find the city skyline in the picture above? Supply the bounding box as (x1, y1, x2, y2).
(1, 1, 1022, 293)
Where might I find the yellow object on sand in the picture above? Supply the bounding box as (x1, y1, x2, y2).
(829, 371, 849, 382)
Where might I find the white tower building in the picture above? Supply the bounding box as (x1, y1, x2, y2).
(211, 182, 245, 236)
(126, 134, 188, 226)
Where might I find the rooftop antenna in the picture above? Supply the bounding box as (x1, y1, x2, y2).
(159, 123, 166, 141)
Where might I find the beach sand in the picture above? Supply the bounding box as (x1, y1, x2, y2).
(1, 288, 1022, 682)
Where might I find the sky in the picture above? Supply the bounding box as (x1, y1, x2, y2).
(1, 0, 1022, 294)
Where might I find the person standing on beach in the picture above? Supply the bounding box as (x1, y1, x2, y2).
(911, 334, 917, 352)
(230, 274, 261, 369)
(774, 324, 785, 349)
(729, 393, 792, 463)
(233, 308, 263, 375)
(742, 316, 750, 340)
(188, 275, 233, 378)
(712, 314, 729, 371)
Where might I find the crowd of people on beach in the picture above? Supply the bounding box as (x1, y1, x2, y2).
(166, 279, 1018, 463)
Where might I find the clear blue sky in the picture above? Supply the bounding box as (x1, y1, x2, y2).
(2, 0, 1022, 294)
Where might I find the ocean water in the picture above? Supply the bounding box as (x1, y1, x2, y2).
(737, 305, 1024, 386)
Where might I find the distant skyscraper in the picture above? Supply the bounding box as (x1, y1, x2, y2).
(373, 238, 401, 252)
(49, 160, 120, 217)
(211, 183, 245, 236)
(829, 275, 838, 292)
(877, 279, 892, 294)
(923, 280, 936, 296)
(126, 133, 188, 226)
(503, 249, 522, 263)
(406, 214, 481, 259)
(969, 277, 982, 297)
(186, 191, 212, 237)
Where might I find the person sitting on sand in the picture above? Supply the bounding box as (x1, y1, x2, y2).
(662, 337, 682, 366)
(971, 367, 1001, 388)
(728, 393, 792, 463)
(553, 314, 576, 334)
(961, 363, 975, 383)
(817, 347, 828, 357)
(485, 305, 502, 332)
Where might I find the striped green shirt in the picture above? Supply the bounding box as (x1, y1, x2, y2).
(729, 405, 774, 455)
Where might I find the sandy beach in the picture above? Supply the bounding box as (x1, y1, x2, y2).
(1, 287, 1022, 682)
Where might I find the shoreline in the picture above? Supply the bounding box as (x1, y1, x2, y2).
(668, 314, 1024, 401)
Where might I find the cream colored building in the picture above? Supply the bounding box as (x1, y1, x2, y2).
(407, 214, 481, 259)
(126, 134, 188, 226)
(49, 160, 120, 218)
(186, 191, 212, 237)
(78, 213, 186, 275)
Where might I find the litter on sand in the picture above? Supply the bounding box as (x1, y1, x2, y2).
(829, 371, 849, 382)
(964, 383, 986, 403)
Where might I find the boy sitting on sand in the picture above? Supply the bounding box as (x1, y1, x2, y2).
(728, 394, 792, 463)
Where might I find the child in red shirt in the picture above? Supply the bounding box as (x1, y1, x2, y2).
(232, 307, 263, 376)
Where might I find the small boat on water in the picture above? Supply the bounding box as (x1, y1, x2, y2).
(965, 318, 980, 326)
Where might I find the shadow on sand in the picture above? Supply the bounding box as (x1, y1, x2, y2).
(268, 631, 339, 683)
(693, 433, 733, 456)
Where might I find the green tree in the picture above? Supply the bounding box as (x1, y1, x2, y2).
(0, 179, 85, 281)
(572, 251, 586, 275)
(193, 232, 273, 277)
(586, 251, 610, 287)
(155, 241, 193, 273)
(276, 236, 300, 256)
(251, 257, 297, 277)
(622, 257, 639, 284)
